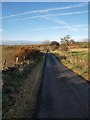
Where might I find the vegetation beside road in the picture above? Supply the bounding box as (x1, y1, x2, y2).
(54, 48, 89, 81)
(2, 45, 47, 69)
(1, 35, 89, 118)
(3, 55, 45, 118)
(2, 45, 46, 118)
(52, 35, 89, 81)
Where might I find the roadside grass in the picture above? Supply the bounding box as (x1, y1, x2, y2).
(3, 54, 45, 118)
(2, 46, 18, 68)
(61, 59, 89, 80)
(53, 48, 89, 81)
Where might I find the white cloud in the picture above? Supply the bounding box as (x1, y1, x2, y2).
(72, 36, 88, 41)
(2, 2, 87, 19)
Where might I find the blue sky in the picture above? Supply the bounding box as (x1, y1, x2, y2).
(1, 2, 88, 44)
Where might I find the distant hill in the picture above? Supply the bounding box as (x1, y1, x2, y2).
(1, 40, 42, 45)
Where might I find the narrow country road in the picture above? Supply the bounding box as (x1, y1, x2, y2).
(35, 53, 89, 118)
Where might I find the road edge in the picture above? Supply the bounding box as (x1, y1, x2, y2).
(32, 51, 48, 118)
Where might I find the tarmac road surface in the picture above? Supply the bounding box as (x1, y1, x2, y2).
(35, 53, 89, 118)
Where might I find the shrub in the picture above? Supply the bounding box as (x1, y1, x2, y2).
(15, 47, 40, 62)
(60, 44, 69, 51)
(50, 41, 59, 51)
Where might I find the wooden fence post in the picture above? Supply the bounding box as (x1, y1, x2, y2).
(15, 57, 19, 67)
(3, 59, 6, 70)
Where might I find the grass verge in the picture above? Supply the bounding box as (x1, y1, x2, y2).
(53, 50, 89, 81)
(61, 59, 89, 81)
(3, 54, 45, 118)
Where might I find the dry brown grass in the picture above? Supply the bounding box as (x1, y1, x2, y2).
(69, 48, 88, 52)
(53, 48, 89, 81)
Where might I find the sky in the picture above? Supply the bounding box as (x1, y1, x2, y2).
(1, 2, 88, 44)
(1, 0, 89, 2)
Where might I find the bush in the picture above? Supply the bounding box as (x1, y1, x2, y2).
(15, 47, 41, 62)
(60, 44, 69, 51)
(50, 41, 59, 51)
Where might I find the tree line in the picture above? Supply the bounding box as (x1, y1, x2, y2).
(44, 35, 88, 51)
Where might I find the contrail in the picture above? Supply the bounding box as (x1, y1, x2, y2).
(31, 24, 87, 31)
(7, 11, 88, 22)
(2, 2, 87, 19)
